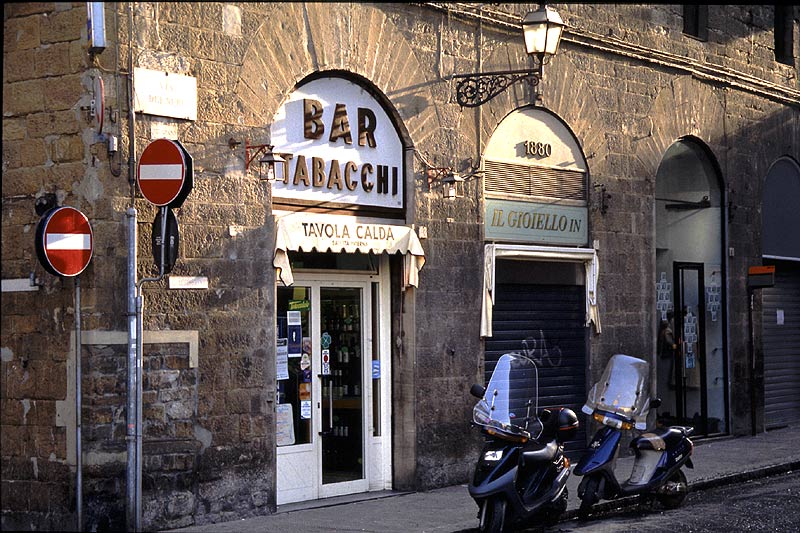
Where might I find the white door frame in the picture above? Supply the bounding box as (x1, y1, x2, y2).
(276, 257, 392, 504)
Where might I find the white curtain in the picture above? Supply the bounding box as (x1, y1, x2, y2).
(480, 244, 601, 337)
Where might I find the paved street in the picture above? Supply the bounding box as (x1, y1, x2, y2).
(550, 470, 800, 533)
(169, 427, 800, 533)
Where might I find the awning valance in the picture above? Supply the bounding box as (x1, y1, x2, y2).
(273, 213, 425, 288)
(480, 243, 601, 337)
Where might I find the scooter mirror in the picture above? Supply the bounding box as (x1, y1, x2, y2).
(650, 398, 662, 408)
(470, 383, 486, 399)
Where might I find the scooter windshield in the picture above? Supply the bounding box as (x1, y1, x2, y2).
(583, 354, 650, 428)
(473, 353, 542, 439)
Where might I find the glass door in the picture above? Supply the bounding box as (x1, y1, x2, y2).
(320, 288, 364, 485)
(276, 285, 316, 505)
(276, 279, 371, 504)
(674, 263, 707, 433)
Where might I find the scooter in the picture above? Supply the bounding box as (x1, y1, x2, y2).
(574, 354, 694, 518)
(468, 353, 579, 532)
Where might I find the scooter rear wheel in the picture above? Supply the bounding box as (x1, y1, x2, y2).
(480, 497, 508, 533)
(656, 468, 688, 509)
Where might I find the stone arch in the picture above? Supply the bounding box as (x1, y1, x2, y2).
(542, 54, 609, 170)
(233, 3, 440, 149)
(469, 43, 609, 168)
(635, 76, 726, 180)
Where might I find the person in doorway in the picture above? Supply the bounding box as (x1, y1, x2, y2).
(656, 310, 678, 427)
(658, 311, 677, 360)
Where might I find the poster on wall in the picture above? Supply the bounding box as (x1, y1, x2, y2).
(287, 310, 302, 356)
(276, 338, 289, 380)
(276, 403, 295, 446)
(300, 400, 312, 420)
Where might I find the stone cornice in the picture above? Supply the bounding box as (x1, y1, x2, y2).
(421, 2, 800, 107)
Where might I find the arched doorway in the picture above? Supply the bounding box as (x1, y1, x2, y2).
(270, 73, 422, 504)
(654, 138, 727, 436)
(481, 106, 594, 458)
(761, 156, 800, 429)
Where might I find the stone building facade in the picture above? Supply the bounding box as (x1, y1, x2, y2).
(2, 3, 798, 531)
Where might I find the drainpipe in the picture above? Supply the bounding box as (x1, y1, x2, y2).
(748, 288, 756, 436)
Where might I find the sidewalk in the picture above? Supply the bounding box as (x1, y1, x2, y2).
(168, 425, 800, 532)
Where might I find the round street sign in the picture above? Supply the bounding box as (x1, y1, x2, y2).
(35, 206, 93, 277)
(137, 139, 187, 206)
(151, 208, 180, 274)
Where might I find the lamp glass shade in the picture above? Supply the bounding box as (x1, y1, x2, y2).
(441, 174, 464, 199)
(259, 150, 285, 181)
(522, 7, 564, 56)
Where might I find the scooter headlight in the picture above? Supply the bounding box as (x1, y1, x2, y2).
(593, 412, 633, 430)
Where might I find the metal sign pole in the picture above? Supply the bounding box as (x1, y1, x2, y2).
(135, 289, 143, 531)
(126, 207, 138, 532)
(133, 205, 168, 531)
(75, 276, 82, 531)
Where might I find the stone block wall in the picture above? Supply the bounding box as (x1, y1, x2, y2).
(3, 2, 798, 529)
(81, 341, 198, 531)
(3, 3, 93, 530)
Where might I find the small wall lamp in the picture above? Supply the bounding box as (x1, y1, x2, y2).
(244, 140, 285, 181)
(442, 173, 465, 200)
(453, 5, 564, 108)
(426, 167, 464, 200)
(258, 149, 285, 182)
(593, 184, 611, 215)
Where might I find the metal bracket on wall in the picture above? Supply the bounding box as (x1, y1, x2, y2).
(593, 183, 610, 215)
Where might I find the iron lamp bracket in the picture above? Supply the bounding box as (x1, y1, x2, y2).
(453, 67, 542, 108)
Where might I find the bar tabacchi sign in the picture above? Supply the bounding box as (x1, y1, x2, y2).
(270, 76, 404, 211)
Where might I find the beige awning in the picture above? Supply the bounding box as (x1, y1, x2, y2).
(481, 243, 601, 337)
(273, 213, 425, 288)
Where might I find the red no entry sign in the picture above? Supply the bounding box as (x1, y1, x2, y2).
(35, 206, 93, 277)
(137, 139, 188, 206)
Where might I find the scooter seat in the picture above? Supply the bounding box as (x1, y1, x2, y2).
(521, 441, 558, 465)
(630, 427, 687, 451)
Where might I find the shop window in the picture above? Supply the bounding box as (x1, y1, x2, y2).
(276, 286, 313, 446)
(290, 251, 377, 272)
(775, 5, 794, 66)
(683, 5, 708, 41)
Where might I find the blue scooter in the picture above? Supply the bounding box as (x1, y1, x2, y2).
(469, 353, 579, 532)
(574, 354, 694, 518)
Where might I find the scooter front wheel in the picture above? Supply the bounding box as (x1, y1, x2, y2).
(479, 497, 509, 533)
(578, 476, 600, 519)
(656, 468, 688, 509)
(541, 487, 568, 526)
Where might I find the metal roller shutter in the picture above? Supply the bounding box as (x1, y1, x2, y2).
(485, 283, 588, 457)
(763, 260, 800, 429)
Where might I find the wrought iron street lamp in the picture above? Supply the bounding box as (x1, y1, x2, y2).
(453, 5, 564, 108)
